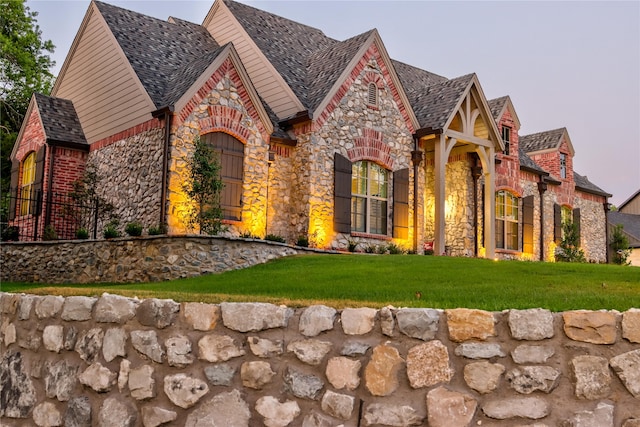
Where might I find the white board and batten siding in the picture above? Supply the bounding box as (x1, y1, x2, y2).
(52, 4, 156, 144)
(204, 1, 303, 120)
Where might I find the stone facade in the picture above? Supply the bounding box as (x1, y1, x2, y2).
(87, 125, 165, 231)
(1, 294, 638, 426)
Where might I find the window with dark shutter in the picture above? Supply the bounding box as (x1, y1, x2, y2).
(32, 146, 46, 215)
(554, 203, 562, 243)
(522, 195, 534, 253)
(202, 132, 244, 221)
(573, 208, 581, 242)
(393, 168, 409, 239)
(334, 153, 352, 233)
(9, 159, 19, 220)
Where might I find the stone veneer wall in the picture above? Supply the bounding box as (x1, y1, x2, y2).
(0, 294, 638, 427)
(0, 236, 302, 284)
(574, 194, 607, 262)
(88, 127, 165, 231)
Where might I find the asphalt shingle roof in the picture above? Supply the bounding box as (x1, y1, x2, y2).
(306, 30, 375, 113)
(608, 211, 640, 246)
(393, 60, 448, 95)
(574, 172, 611, 197)
(224, 0, 336, 110)
(34, 93, 87, 146)
(95, 1, 221, 108)
(487, 96, 508, 121)
(408, 74, 475, 131)
(519, 128, 566, 153)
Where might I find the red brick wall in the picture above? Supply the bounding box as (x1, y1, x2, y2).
(495, 108, 521, 194)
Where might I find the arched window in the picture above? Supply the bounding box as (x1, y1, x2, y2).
(20, 152, 36, 216)
(367, 82, 378, 107)
(495, 190, 519, 250)
(352, 160, 388, 234)
(201, 132, 244, 221)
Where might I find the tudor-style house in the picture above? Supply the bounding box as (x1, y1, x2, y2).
(8, 0, 611, 262)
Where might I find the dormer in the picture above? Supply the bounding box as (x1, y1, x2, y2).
(520, 127, 575, 184)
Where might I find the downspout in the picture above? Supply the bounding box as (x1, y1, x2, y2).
(45, 144, 54, 226)
(411, 136, 423, 253)
(537, 180, 548, 261)
(153, 106, 174, 229)
(470, 154, 482, 257)
(604, 201, 611, 263)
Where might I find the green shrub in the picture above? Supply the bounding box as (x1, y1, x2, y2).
(347, 239, 358, 252)
(43, 224, 58, 241)
(76, 228, 89, 240)
(103, 219, 121, 239)
(610, 224, 631, 265)
(148, 224, 167, 236)
(125, 221, 143, 237)
(364, 244, 377, 254)
(265, 234, 286, 243)
(387, 243, 404, 254)
(376, 244, 388, 255)
(296, 235, 309, 247)
(1, 226, 19, 241)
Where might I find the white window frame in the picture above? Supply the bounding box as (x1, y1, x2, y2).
(496, 190, 519, 250)
(502, 126, 511, 155)
(351, 160, 388, 235)
(560, 153, 567, 179)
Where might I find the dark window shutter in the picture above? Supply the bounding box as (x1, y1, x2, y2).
(334, 153, 352, 233)
(9, 159, 19, 220)
(31, 146, 46, 215)
(393, 168, 409, 239)
(522, 195, 534, 253)
(573, 208, 581, 242)
(554, 203, 562, 243)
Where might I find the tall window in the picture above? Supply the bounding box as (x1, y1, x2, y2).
(20, 152, 36, 216)
(202, 132, 244, 221)
(502, 126, 511, 155)
(560, 153, 567, 179)
(495, 190, 519, 250)
(352, 161, 388, 235)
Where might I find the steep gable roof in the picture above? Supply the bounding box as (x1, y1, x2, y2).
(409, 73, 475, 131)
(95, 1, 221, 108)
(618, 190, 640, 212)
(520, 127, 574, 155)
(574, 172, 611, 197)
(306, 30, 376, 113)
(223, 0, 336, 110)
(33, 93, 88, 147)
(488, 96, 522, 129)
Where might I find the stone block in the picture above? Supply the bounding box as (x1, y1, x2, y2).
(185, 390, 250, 427)
(341, 307, 377, 335)
(136, 298, 179, 329)
(610, 349, 640, 398)
(570, 355, 611, 399)
(365, 344, 404, 396)
(407, 340, 453, 389)
(511, 344, 555, 364)
(183, 302, 219, 331)
(446, 308, 495, 342)
(287, 339, 332, 365)
(563, 310, 617, 344)
(61, 296, 96, 321)
(35, 295, 64, 319)
(508, 309, 554, 340)
(326, 356, 361, 390)
(163, 374, 208, 409)
(102, 327, 127, 362)
(283, 367, 324, 400)
(463, 361, 505, 394)
(220, 302, 293, 332)
(454, 342, 506, 359)
(299, 305, 336, 336)
(247, 336, 283, 358)
(622, 308, 640, 343)
(198, 334, 245, 363)
(33, 401, 62, 427)
(165, 335, 194, 367)
(128, 364, 155, 400)
(506, 365, 561, 394)
(240, 361, 275, 390)
(426, 386, 477, 427)
(363, 403, 423, 426)
(131, 330, 164, 363)
(321, 390, 355, 421)
(97, 397, 136, 427)
(94, 293, 138, 324)
(256, 396, 301, 427)
(482, 397, 550, 420)
(140, 406, 177, 427)
(396, 308, 440, 340)
(78, 363, 116, 393)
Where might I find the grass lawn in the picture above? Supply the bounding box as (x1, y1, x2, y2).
(2, 254, 639, 311)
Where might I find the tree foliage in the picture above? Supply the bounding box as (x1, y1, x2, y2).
(1, 0, 56, 193)
(183, 136, 225, 235)
(555, 221, 586, 263)
(610, 224, 631, 265)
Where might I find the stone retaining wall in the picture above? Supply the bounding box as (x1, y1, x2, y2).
(0, 293, 638, 426)
(0, 236, 304, 284)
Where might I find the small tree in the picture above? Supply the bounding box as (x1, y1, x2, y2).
(66, 164, 116, 236)
(555, 220, 585, 263)
(183, 136, 224, 235)
(610, 224, 630, 265)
